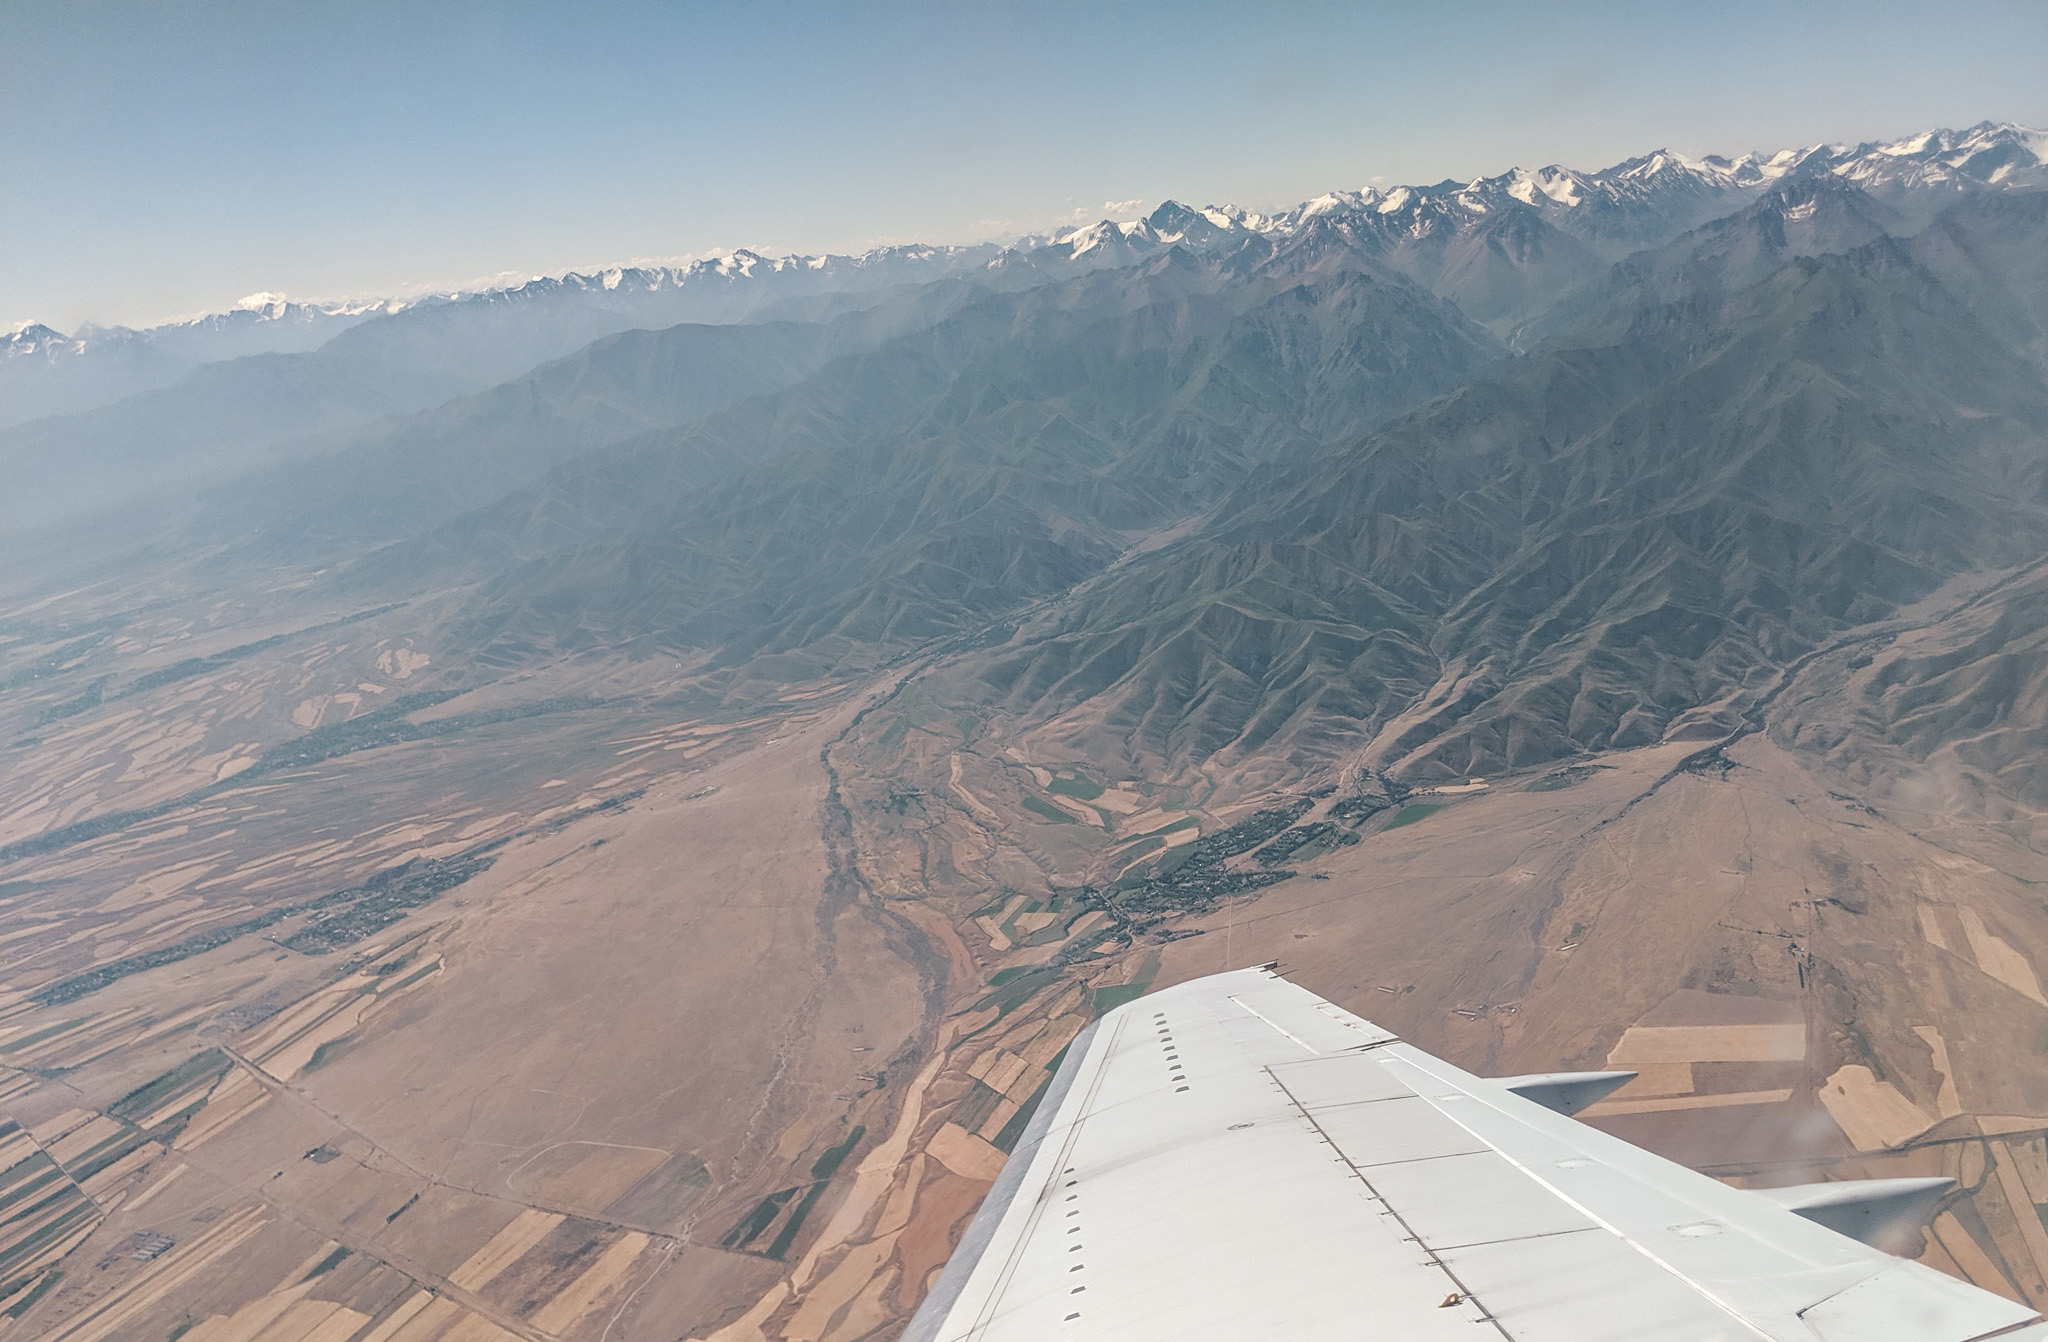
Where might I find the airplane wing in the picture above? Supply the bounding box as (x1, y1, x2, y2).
(903, 966, 2039, 1342)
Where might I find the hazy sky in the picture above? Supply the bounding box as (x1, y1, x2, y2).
(8, 0, 2047, 332)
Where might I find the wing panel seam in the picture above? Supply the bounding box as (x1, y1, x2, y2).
(1429, 1224, 1610, 1252)
(1267, 1063, 1518, 1340)
(1228, 994, 1322, 1054)
(1376, 1055, 1779, 1342)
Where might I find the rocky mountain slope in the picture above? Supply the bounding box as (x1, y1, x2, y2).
(966, 183, 2048, 786)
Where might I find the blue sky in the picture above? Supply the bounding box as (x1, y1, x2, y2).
(8, 0, 2047, 332)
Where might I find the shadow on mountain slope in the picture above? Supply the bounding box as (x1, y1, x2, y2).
(344, 254, 1500, 675)
(964, 214, 2048, 783)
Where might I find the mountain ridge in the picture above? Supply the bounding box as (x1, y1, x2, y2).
(17, 120, 2038, 364)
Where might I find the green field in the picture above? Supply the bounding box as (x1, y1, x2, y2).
(1021, 794, 1075, 823)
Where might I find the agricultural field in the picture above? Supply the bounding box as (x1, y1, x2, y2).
(6, 571, 2048, 1340)
(0, 594, 930, 1339)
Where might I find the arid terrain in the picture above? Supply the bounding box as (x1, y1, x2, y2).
(4, 122, 2048, 1339)
(5, 558, 2048, 1340)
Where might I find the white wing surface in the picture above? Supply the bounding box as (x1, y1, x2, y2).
(903, 967, 2040, 1342)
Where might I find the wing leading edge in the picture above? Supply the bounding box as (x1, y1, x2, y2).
(903, 967, 2041, 1342)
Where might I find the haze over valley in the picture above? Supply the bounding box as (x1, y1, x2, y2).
(6, 117, 2048, 1340)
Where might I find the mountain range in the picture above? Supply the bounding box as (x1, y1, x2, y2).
(7, 118, 2048, 804)
(13, 120, 2040, 419)
(7, 117, 2048, 1341)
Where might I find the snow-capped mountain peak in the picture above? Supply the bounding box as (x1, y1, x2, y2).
(12, 122, 2041, 370)
(1504, 166, 1584, 208)
(1829, 119, 2048, 194)
(232, 292, 292, 318)
(3, 322, 74, 358)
